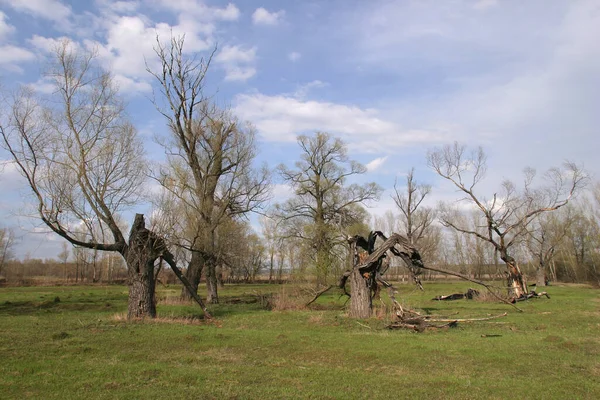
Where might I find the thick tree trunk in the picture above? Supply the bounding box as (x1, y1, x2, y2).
(536, 263, 547, 287)
(181, 251, 203, 301)
(348, 239, 372, 318)
(124, 214, 159, 319)
(127, 260, 156, 319)
(349, 268, 372, 318)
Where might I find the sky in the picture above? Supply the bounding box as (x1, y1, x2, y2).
(0, 0, 599, 260)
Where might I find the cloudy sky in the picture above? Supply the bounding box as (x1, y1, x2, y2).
(1, 0, 599, 259)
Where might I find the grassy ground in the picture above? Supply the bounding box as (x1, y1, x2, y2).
(0, 282, 598, 399)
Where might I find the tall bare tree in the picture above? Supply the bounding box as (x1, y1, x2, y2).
(277, 132, 381, 286)
(148, 35, 270, 304)
(392, 168, 436, 245)
(0, 226, 15, 276)
(525, 208, 573, 286)
(427, 142, 586, 298)
(0, 39, 206, 318)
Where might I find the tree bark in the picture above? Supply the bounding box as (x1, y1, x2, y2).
(126, 259, 156, 319)
(348, 239, 372, 318)
(206, 259, 219, 304)
(536, 262, 547, 287)
(349, 267, 372, 318)
(504, 258, 528, 298)
(123, 214, 159, 319)
(181, 251, 204, 300)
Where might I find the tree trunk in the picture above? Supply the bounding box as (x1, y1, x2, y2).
(127, 260, 156, 319)
(124, 214, 159, 319)
(206, 260, 219, 304)
(348, 240, 372, 318)
(536, 262, 547, 287)
(504, 258, 528, 298)
(349, 267, 372, 318)
(268, 251, 274, 283)
(181, 251, 203, 301)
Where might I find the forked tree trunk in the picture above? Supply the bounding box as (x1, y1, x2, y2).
(181, 251, 204, 301)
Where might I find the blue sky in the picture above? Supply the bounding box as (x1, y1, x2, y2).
(1, 0, 599, 259)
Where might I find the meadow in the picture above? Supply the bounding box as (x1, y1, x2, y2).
(0, 282, 598, 399)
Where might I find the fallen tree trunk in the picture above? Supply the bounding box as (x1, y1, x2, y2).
(387, 312, 508, 332)
(433, 288, 480, 301)
(511, 291, 550, 303)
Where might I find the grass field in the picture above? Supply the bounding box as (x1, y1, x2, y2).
(0, 282, 598, 399)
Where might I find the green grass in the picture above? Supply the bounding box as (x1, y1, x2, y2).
(0, 282, 598, 399)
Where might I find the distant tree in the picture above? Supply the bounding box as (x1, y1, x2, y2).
(58, 241, 70, 282)
(428, 142, 586, 298)
(277, 132, 381, 286)
(0, 226, 15, 276)
(392, 168, 436, 246)
(525, 208, 573, 286)
(391, 168, 437, 284)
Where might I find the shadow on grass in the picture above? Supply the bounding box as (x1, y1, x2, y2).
(0, 299, 117, 316)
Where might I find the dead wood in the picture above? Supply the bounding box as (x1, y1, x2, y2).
(387, 312, 507, 331)
(162, 252, 212, 319)
(511, 291, 550, 303)
(306, 285, 334, 306)
(433, 288, 480, 301)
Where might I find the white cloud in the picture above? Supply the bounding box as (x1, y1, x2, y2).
(366, 156, 388, 172)
(271, 183, 294, 202)
(293, 80, 327, 99)
(0, 45, 35, 71)
(252, 7, 285, 26)
(28, 35, 75, 53)
(96, 0, 140, 14)
(215, 45, 257, 81)
(25, 78, 56, 94)
(0, 11, 15, 39)
(234, 93, 445, 151)
(150, 0, 240, 21)
(113, 74, 152, 94)
(288, 51, 301, 62)
(80, 13, 214, 93)
(1, 0, 72, 22)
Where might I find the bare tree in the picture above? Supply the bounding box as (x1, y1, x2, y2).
(0, 226, 15, 276)
(392, 168, 437, 284)
(525, 208, 573, 286)
(148, 35, 270, 304)
(0, 39, 207, 318)
(427, 142, 586, 298)
(58, 241, 70, 282)
(392, 168, 436, 245)
(277, 132, 382, 286)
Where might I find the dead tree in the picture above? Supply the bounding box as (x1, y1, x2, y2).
(427, 142, 586, 300)
(340, 231, 424, 318)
